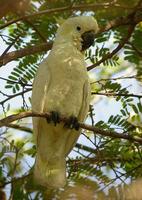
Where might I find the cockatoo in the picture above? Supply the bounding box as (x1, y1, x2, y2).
(32, 16, 98, 188)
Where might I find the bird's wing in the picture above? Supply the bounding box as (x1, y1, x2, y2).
(78, 79, 91, 121)
(65, 80, 91, 156)
(32, 59, 67, 187)
(32, 59, 51, 144)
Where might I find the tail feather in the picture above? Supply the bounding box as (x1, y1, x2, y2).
(34, 154, 66, 188)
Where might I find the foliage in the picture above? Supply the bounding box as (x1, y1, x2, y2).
(0, 0, 142, 199)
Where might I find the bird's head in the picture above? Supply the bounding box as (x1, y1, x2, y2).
(55, 16, 99, 52)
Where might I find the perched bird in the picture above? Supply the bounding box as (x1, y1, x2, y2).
(32, 16, 98, 188)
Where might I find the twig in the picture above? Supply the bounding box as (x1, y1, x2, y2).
(67, 156, 136, 166)
(92, 92, 142, 98)
(0, 88, 31, 105)
(87, 25, 136, 70)
(0, 173, 31, 188)
(6, 123, 32, 133)
(23, 18, 47, 43)
(9, 147, 19, 200)
(97, 163, 142, 192)
(91, 75, 142, 84)
(1, 34, 20, 57)
(0, 111, 142, 144)
(0, 76, 32, 86)
(75, 143, 98, 154)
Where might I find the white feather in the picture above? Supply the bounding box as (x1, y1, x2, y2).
(32, 16, 98, 188)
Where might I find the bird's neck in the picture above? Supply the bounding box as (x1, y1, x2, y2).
(52, 44, 84, 61)
(53, 34, 84, 55)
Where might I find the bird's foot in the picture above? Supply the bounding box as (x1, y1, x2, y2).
(64, 116, 80, 131)
(46, 111, 60, 126)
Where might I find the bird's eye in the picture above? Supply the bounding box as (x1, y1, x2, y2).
(76, 26, 81, 31)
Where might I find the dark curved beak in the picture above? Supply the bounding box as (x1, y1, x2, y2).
(81, 30, 95, 51)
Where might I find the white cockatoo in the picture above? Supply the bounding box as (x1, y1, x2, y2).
(32, 16, 98, 188)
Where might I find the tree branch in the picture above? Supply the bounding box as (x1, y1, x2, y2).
(0, 111, 142, 144)
(0, 42, 53, 67)
(22, 18, 47, 43)
(0, 88, 31, 105)
(87, 24, 136, 70)
(6, 123, 32, 133)
(0, 76, 32, 86)
(68, 156, 136, 166)
(0, 4, 142, 67)
(92, 92, 142, 99)
(91, 75, 142, 83)
(1, 34, 20, 57)
(0, 2, 139, 30)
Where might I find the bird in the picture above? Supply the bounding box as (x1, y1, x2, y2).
(31, 16, 98, 188)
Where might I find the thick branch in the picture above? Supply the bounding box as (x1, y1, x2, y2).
(0, 42, 52, 67)
(0, 111, 142, 144)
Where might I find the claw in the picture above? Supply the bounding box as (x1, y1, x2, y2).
(64, 116, 80, 131)
(46, 111, 60, 126)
